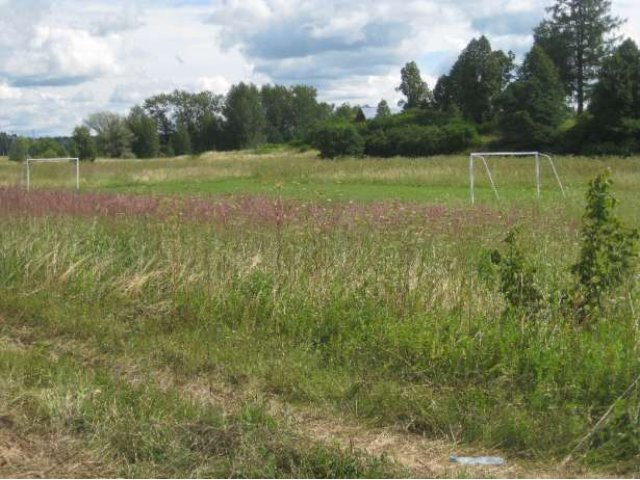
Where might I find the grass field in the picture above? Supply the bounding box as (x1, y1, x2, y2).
(1, 150, 639, 477)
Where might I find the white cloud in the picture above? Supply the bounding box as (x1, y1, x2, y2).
(0, 81, 21, 100)
(197, 76, 232, 94)
(92, 3, 145, 36)
(0, 0, 638, 136)
(5, 26, 117, 87)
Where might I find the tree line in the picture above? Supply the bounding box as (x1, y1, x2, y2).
(3, 0, 638, 161)
(4, 85, 340, 161)
(315, 0, 639, 158)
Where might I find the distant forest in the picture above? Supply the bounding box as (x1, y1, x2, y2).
(3, 0, 639, 160)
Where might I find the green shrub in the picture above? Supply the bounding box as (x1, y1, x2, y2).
(490, 229, 544, 318)
(363, 122, 477, 158)
(571, 171, 639, 320)
(562, 115, 640, 156)
(312, 122, 364, 159)
(8, 137, 30, 162)
(360, 129, 389, 157)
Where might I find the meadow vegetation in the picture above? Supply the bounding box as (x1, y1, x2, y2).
(1, 151, 639, 477)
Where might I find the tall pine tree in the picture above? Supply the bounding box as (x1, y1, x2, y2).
(534, 0, 624, 114)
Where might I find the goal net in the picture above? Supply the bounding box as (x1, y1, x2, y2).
(24, 157, 80, 192)
(469, 152, 565, 204)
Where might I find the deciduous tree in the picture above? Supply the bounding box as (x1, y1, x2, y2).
(84, 112, 133, 158)
(498, 46, 568, 147)
(443, 36, 514, 123)
(224, 83, 266, 149)
(376, 99, 391, 119)
(589, 39, 640, 126)
(396, 61, 434, 110)
(71, 126, 97, 161)
(127, 106, 159, 159)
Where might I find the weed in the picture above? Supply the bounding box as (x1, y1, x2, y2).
(490, 229, 544, 318)
(571, 171, 639, 320)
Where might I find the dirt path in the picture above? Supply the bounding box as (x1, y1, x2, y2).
(2, 333, 612, 479)
(0, 429, 115, 479)
(137, 364, 606, 479)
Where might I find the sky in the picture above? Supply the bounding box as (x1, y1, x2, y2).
(0, 0, 638, 136)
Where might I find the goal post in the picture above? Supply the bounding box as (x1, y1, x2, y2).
(469, 152, 565, 204)
(24, 157, 80, 192)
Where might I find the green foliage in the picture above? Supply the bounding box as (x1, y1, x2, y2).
(0, 131, 16, 157)
(4, 158, 640, 471)
(571, 171, 639, 319)
(332, 103, 360, 122)
(490, 229, 544, 317)
(71, 126, 97, 162)
(170, 123, 192, 156)
(589, 39, 640, 134)
(498, 46, 568, 148)
(8, 136, 30, 162)
(396, 61, 434, 110)
(260, 84, 330, 144)
(28, 137, 68, 159)
(224, 83, 266, 149)
(313, 122, 365, 159)
(376, 99, 391, 119)
(434, 75, 455, 112)
(84, 112, 133, 158)
(144, 90, 225, 155)
(362, 120, 478, 157)
(436, 36, 515, 123)
(127, 106, 159, 159)
(534, 0, 624, 114)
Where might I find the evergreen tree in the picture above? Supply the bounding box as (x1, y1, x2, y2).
(376, 99, 392, 118)
(396, 61, 434, 110)
(534, 0, 624, 114)
(444, 36, 515, 123)
(498, 46, 568, 148)
(0, 132, 14, 157)
(127, 106, 160, 159)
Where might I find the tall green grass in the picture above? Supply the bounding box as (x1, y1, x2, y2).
(1, 192, 638, 473)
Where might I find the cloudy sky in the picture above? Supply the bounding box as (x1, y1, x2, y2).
(1, 0, 638, 136)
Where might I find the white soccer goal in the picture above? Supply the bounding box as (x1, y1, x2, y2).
(24, 157, 80, 192)
(469, 152, 565, 204)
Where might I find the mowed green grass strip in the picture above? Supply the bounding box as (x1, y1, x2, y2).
(1, 150, 639, 206)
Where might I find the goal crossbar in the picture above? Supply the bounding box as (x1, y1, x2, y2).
(469, 152, 565, 204)
(24, 157, 80, 192)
